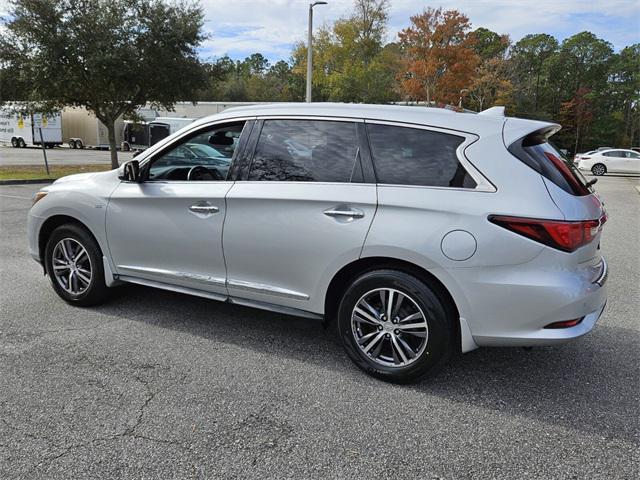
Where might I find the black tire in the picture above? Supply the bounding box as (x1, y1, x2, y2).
(17, 138, 26, 148)
(337, 269, 454, 383)
(591, 163, 606, 176)
(69, 140, 77, 149)
(122, 142, 130, 152)
(75, 139, 84, 149)
(11, 137, 18, 147)
(44, 224, 110, 307)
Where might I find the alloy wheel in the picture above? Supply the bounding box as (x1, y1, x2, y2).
(351, 288, 429, 367)
(51, 238, 93, 295)
(592, 164, 605, 176)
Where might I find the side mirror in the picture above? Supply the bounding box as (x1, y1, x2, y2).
(119, 160, 140, 182)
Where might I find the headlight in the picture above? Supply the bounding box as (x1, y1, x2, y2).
(32, 191, 48, 206)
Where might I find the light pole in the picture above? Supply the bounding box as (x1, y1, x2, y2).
(306, 1, 327, 103)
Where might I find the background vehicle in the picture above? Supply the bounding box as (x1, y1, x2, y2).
(578, 148, 640, 175)
(0, 107, 63, 148)
(122, 117, 195, 151)
(27, 103, 608, 383)
(122, 121, 150, 151)
(148, 117, 195, 146)
(61, 107, 124, 150)
(574, 150, 596, 164)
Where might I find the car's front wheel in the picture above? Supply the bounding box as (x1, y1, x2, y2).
(337, 269, 454, 383)
(44, 224, 110, 306)
(591, 163, 606, 176)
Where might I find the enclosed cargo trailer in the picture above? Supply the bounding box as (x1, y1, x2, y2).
(0, 108, 63, 148)
(61, 107, 124, 149)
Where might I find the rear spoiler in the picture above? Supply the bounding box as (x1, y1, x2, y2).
(502, 118, 561, 148)
(478, 106, 505, 117)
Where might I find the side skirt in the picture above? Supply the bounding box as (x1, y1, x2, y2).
(115, 275, 323, 320)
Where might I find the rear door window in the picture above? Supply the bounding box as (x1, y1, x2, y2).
(365, 124, 475, 188)
(247, 119, 362, 182)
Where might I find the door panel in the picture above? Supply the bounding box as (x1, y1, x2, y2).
(223, 182, 376, 312)
(604, 152, 624, 173)
(106, 181, 232, 295)
(623, 153, 640, 173)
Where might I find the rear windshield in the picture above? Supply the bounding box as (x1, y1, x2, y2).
(509, 132, 592, 196)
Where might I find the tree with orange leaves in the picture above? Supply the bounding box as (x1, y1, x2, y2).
(398, 7, 479, 105)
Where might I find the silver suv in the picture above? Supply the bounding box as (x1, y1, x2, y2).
(27, 103, 608, 382)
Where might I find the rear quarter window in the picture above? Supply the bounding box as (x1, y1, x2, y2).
(509, 131, 592, 196)
(365, 124, 476, 188)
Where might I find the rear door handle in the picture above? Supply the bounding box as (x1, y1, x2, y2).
(189, 202, 219, 214)
(323, 207, 365, 219)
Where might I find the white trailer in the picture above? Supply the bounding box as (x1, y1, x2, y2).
(0, 108, 63, 148)
(61, 107, 124, 149)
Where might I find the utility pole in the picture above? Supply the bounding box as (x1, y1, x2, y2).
(306, 1, 327, 102)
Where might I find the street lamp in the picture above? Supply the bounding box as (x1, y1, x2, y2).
(306, 1, 327, 103)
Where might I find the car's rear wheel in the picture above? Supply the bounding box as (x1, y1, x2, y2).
(44, 224, 110, 306)
(591, 163, 606, 176)
(337, 269, 454, 383)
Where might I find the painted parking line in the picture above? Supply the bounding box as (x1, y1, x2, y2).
(0, 193, 32, 200)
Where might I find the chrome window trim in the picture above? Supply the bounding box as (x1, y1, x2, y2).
(363, 119, 496, 193)
(255, 115, 364, 123)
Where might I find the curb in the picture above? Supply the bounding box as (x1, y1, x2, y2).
(0, 178, 55, 186)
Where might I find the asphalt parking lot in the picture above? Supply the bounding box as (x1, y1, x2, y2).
(0, 145, 133, 166)
(0, 175, 638, 479)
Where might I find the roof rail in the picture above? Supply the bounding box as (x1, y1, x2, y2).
(478, 106, 505, 117)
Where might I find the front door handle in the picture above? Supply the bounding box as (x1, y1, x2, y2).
(189, 202, 219, 214)
(323, 207, 365, 219)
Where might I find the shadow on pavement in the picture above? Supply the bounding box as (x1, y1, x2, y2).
(94, 282, 639, 444)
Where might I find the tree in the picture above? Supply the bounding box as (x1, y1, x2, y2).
(608, 44, 640, 147)
(467, 58, 513, 111)
(472, 27, 510, 61)
(398, 7, 478, 105)
(509, 34, 559, 115)
(291, 0, 398, 103)
(0, 0, 206, 169)
(551, 32, 613, 97)
(559, 87, 594, 154)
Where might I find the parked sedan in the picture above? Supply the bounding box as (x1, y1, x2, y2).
(578, 148, 640, 175)
(27, 103, 608, 383)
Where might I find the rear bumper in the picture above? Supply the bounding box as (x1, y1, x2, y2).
(440, 254, 608, 349)
(473, 301, 606, 347)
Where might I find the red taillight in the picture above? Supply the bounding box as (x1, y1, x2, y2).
(489, 215, 605, 252)
(544, 151, 590, 196)
(582, 156, 591, 159)
(545, 318, 584, 329)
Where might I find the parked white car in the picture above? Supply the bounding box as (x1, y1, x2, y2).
(578, 149, 640, 175)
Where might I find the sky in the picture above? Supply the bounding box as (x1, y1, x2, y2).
(1, 0, 639, 62)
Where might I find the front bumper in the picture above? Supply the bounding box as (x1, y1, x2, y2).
(27, 212, 44, 264)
